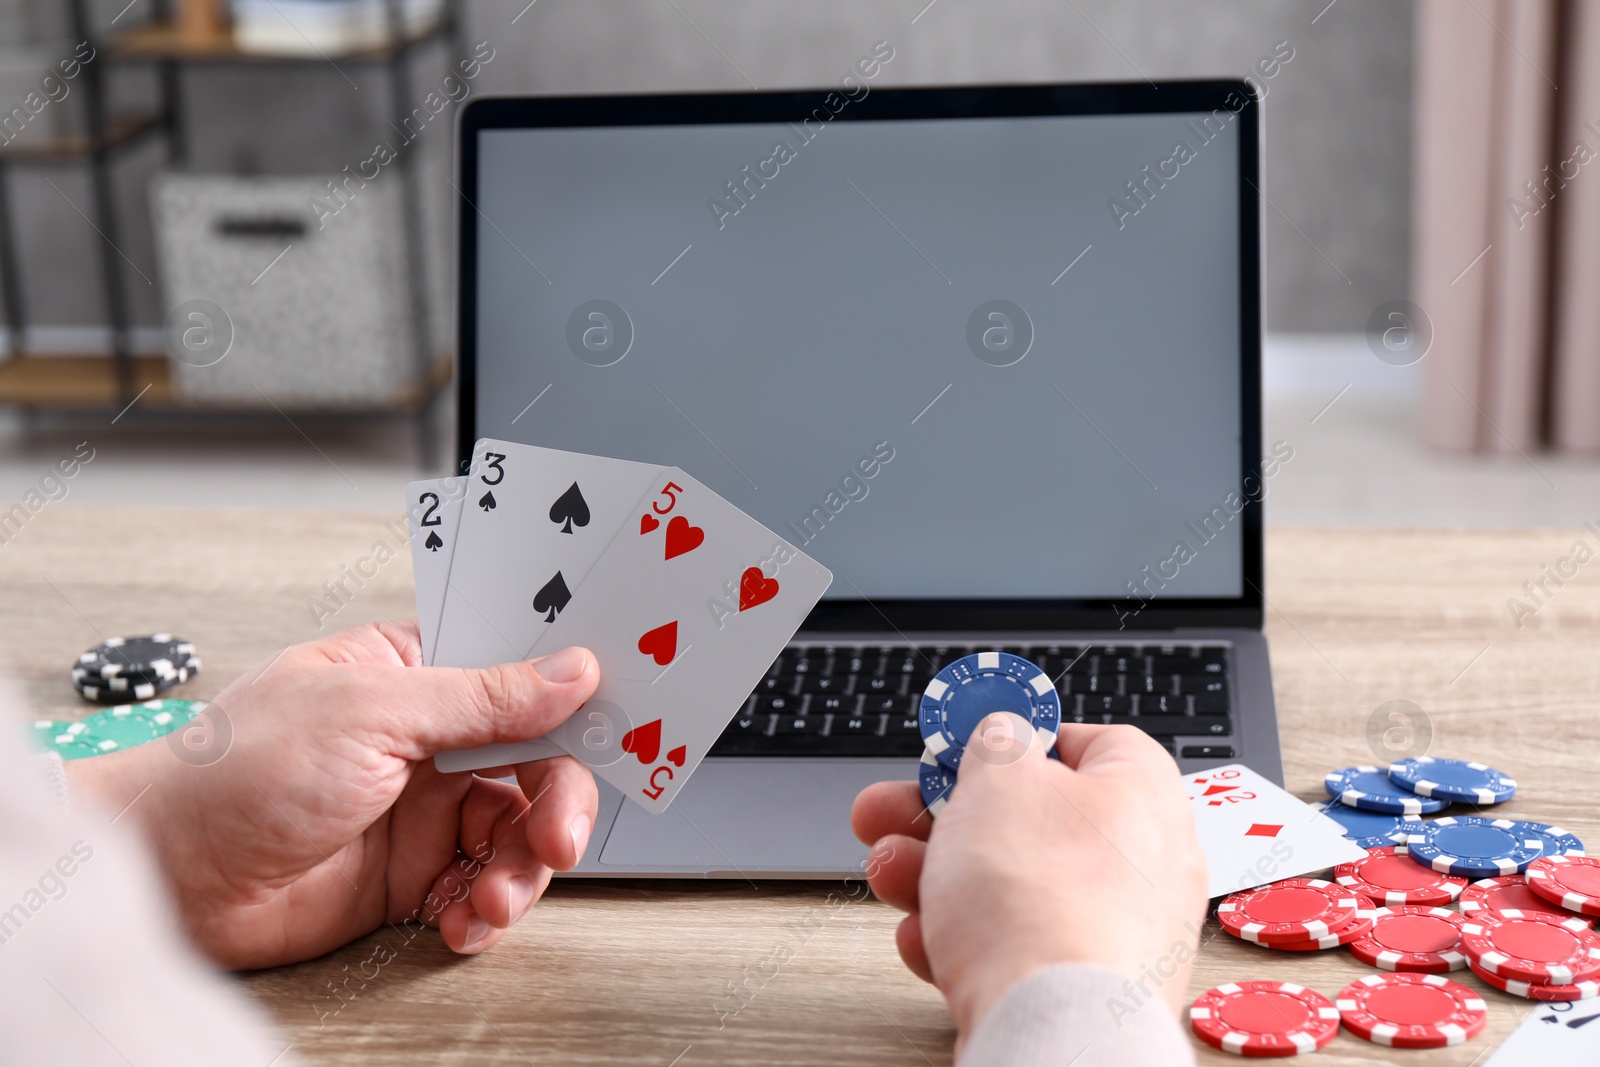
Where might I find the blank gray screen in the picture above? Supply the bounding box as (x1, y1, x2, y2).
(474, 110, 1244, 600)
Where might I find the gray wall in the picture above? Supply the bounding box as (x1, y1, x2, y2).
(0, 0, 1410, 336)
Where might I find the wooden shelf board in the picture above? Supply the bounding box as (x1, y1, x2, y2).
(105, 20, 443, 63)
(0, 353, 450, 413)
(0, 112, 165, 165)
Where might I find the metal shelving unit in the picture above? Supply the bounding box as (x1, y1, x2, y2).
(0, 0, 460, 464)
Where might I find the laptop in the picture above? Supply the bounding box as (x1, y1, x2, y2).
(455, 80, 1279, 877)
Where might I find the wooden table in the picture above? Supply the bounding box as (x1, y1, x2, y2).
(3, 507, 1597, 1066)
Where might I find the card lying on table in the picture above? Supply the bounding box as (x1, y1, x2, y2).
(1186, 764, 1367, 898)
(411, 439, 833, 813)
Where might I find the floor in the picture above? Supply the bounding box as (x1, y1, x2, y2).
(3, 334, 1598, 527)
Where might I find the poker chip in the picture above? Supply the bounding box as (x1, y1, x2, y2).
(1189, 981, 1341, 1056)
(72, 632, 199, 704)
(1336, 973, 1487, 1049)
(73, 634, 199, 683)
(78, 705, 160, 752)
(1460, 875, 1593, 924)
(1316, 800, 1411, 849)
(1258, 908, 1378, 951)
(71, 660, 196, 689)
(1405, 816, 1546, 877)
(918, 750, 955, 815)
(1217, 879, 1365, 945)
(1526, 855, 1600, 917)
(1334, 846, 1468, 906)
(1348, 906, 1468, 973)
(1386, 756, 1516, 805)
(30, 719, 96, 760)
(26, 700, 208, 761)
(1513, 820, 1587, 859)
(919, 652, 1059, 771)
(1389, 819, 1429, 852)
(1459, 911, 1600, 985)
(1324, 765, 1446, 816)
(1468, 962, 1600, 1001)
(75, 677, 166, 703)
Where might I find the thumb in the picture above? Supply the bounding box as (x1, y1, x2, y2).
(955, 711, 1050, 785)
(383, 645, 600, 759)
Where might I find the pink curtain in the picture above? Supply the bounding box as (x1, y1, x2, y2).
(1416, 0, 1600, 452)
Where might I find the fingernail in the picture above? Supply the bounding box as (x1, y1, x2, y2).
(533, 646, 589, 684)
(462, 915, 489, 951)
(569, 813, 592, 861)
(508, 876, 535, 919)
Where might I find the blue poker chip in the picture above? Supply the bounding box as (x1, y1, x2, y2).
(1511, 820, 1587, 859)
(1387, 757, 1516, 805)
(1324, 765, 1448, 816)
(1390, 819, 1430, 852)
(919, 750, 956, 815)
(917, 732, 1060, 817)
(1316, 800, 1412, 849)
(1404, 816, 1547, 877)
(919, 652, 1060, 772)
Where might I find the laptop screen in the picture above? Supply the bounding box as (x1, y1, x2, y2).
(463, 85, 1259, 622)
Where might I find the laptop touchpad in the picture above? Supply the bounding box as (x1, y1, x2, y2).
(599, 758, 916, 873)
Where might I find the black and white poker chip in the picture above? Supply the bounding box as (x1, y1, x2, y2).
(72, 635, 199, 703)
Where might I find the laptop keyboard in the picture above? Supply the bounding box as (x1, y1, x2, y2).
(707, 642, 1234, 760)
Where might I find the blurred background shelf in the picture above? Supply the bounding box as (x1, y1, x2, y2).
(0, 351, 451, 411)
(0, 0, 461, 465)
(0, 110, 163, 162)
(105, 17, 445, 64)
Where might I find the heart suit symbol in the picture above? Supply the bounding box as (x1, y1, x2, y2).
(738, 567, 780, 610)
(620, 719, 662, 765)
(637, 620, 678, 666)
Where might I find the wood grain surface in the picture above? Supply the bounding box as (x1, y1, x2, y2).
(3, 507, 1597, 1066)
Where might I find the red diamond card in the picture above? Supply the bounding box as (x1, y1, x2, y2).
(1185, 763, 1366, 898)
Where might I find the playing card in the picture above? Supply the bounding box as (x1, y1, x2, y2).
(529, 467, 832, 813)
(1187, 764, 1366, 898)
(404, 476, 468, 666)
(1485, 997, 1600, 1065)
(432, 439, 666, 669)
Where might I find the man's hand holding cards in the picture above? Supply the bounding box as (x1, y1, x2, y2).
(407, 440, 832, 813)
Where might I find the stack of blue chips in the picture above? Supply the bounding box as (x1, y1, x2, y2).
(917, 651, 1062, 815)
(1321, 758, 1584, 879)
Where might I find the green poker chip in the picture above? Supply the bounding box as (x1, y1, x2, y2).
(30, 718, 98, 760)
(80, 706, 160, 751)
(27, 699, 210, 760)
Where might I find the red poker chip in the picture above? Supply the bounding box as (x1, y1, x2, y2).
(1218, 879, 1365, 945)
(1348, 906, 1468, 973)
(1336, 973, 1488, 1049)
(1335, 846, 1468, 906)
(1259, 908, 1379, 952)
(1469, 961, 1600, 1001)
(1190, 980, 1341, 1056)
(1459, 910, 1600, 985)
(1461, 875, 1594, 925)
(1526, 855, 1600, 917)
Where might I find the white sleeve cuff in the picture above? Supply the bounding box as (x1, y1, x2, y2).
(958, 963, 1195, 1067)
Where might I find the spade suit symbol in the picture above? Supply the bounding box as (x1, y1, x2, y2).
(533, 571, 572, 623)
(423, 531, 443, 552)
(478, 491, 497, 511)
(549, 482, 590, 534)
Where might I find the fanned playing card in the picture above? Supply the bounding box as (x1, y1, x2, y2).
(431, 440, 665, 669)
(530, 468, 832, 812)
(420, 444, 830, 805)
(404, 475, 468, 665)
(1187, 764, 1366, 898)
